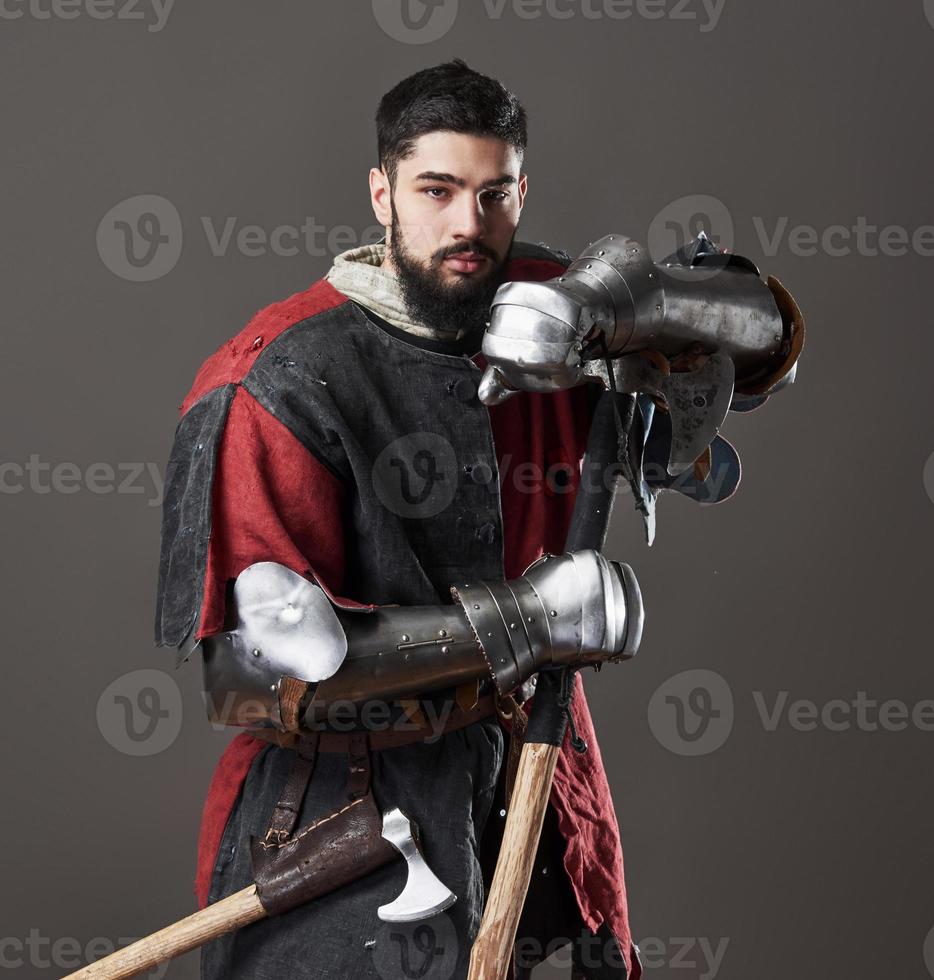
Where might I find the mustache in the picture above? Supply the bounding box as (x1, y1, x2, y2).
(433, 241, 500, 263)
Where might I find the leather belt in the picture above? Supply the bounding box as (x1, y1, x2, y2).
(250, 691, 498, 752)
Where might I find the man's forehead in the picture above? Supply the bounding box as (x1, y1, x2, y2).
(398, 130, 522, 181)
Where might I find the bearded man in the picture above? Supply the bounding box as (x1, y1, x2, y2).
(156, 59, 642, 979)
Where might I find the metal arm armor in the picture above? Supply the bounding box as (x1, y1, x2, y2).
(200, 552, 643, 733)
(481, 231, 804, 407)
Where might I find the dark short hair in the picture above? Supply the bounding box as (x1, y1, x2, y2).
(376, 59, 527, 187)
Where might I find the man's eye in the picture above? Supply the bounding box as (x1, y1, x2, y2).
(424, 188, 449, 199)
(484, 191, 509, 203)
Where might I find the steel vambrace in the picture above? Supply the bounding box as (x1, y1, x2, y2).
(200, 550, 643, 733)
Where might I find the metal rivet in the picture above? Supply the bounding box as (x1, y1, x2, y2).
(400, 634, 410, 642)
(550, 610, 558, 617)
(439, 629, 448, 637)
(527, 616, 534, 623)
(474, 604, 481, 610)
(441, 645, 450, 654)
(499, 808, 507, 818)
(252, 649, 261, 657)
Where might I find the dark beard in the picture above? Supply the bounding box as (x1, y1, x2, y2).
(388, 201, 513, 338)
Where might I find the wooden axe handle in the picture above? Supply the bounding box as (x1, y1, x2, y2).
(60, 885, 265, 979)
(467, 740, 561, 980)
(469, 386, 632, 980)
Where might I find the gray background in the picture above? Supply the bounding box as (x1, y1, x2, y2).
(2, 1, 932, 977)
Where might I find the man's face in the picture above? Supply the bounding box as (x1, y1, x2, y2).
(369, 130, 527, 334)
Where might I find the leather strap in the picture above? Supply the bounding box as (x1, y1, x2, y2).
(262, 732, 320, 846)
(346, 731, 371, 801)
(260, 693, 497, 847)
(496, 693, 529, 811)
(252, 789, 397, 918)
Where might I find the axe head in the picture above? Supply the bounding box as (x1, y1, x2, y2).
(377, 808, 457, 923)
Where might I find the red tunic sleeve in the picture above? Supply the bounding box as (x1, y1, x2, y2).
(196, 383, 368, 642)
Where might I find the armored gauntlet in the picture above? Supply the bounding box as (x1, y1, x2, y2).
(479, 231, 802, 404)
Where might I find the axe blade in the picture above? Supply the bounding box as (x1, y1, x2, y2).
(377, 808, 457, 923)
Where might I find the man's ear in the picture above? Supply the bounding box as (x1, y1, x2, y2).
(369, 167, 392, 228)
(516, 173, 528, 215)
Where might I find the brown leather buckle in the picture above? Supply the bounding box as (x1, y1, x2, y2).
(262, 827, 291, 848)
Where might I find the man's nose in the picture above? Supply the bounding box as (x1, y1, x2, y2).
(449, 195, 486, 242)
